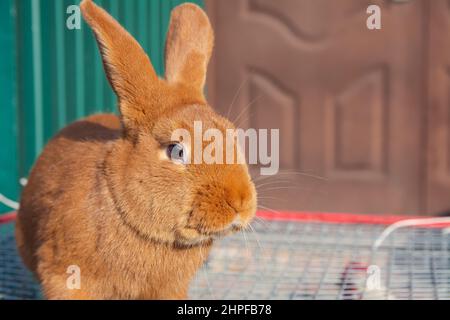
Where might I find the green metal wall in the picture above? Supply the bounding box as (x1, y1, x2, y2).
(0, 0, 203, 214)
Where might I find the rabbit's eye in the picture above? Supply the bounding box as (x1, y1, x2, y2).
(167, 143, 187, 164)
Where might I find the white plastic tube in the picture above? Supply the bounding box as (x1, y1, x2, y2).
(373, 217, 450, 250)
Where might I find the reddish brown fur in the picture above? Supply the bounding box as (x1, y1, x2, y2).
(15, 0, 256, 299)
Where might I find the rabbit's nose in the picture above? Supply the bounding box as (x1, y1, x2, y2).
(225, 184, 254, 216)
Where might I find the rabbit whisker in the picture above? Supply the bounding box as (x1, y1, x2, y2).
(247, 223, 264, 255)
(199, 246, 215, 300)
(235, 111, 256, 129)
(255, 180, 292, 189)
(241, 228, 251, 259)
(253, 216, 269, 229)
(257, 204, 283, 215)
(253, 170, 328, 182)
(233, 96, 260, 126)
(257, 186, 309, 192)
(257, 184, 327, 196)
(226, 78, 248, 120)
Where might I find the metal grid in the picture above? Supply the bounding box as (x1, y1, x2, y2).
(1, 220, 449, 300)
(0, 225, 41, 299)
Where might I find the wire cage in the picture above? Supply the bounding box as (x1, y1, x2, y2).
(1, 213, 450, 300)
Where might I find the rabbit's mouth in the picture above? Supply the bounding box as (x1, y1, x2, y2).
(175, 223, 243, 246)
(206, 224, 243, 238)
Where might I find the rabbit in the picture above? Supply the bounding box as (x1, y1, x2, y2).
(15, 0, 257, 300)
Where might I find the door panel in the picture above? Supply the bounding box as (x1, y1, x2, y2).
(207, 0, 426, 214)
(427, 0, 450, 214)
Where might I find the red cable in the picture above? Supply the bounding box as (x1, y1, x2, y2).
(0, 211, 17, 225)
(256, 210, 450, 227)
(1, 210, 450, 228)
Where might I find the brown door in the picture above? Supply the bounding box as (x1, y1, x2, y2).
(427, 0, 450, 215)
(206, 0, 429, 215)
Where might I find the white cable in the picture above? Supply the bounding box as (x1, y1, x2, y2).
(373, 217, 450, 250)
(0, 177, 27, 210)
(19, 177, 28, 186)
(0, 193, 19, 210)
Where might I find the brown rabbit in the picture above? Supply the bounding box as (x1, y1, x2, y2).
(15, 0, 256, 299)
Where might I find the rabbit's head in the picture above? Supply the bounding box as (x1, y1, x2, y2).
(81, 0, 257, 246)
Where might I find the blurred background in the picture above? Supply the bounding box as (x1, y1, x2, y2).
(1, 0, 450, 217)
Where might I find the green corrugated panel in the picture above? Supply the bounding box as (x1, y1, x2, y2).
(0, 0, 204, 214)
(0, 0, 18, 213)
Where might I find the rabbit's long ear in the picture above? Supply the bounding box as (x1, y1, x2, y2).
(165, 3, 214, 97)
(80, 0, 158, 128)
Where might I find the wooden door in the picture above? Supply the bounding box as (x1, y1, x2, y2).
(427, 0, 450, 215)
(206, 0, 427, 215)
